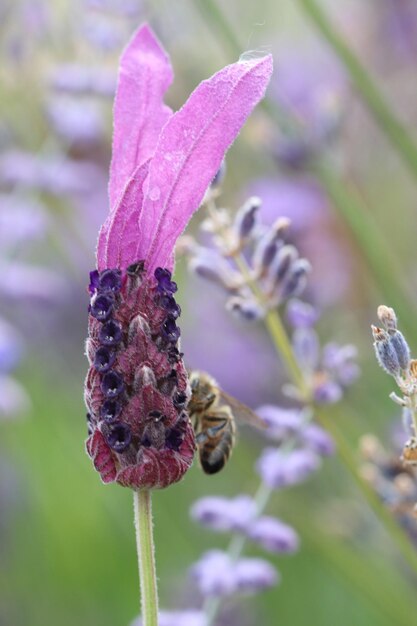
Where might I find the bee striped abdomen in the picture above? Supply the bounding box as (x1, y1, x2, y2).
(199, 409, 236, 474)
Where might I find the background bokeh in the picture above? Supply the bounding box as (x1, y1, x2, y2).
(1, 0, 417, 624)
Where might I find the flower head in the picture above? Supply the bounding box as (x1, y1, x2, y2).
(84, 24, 273, 489)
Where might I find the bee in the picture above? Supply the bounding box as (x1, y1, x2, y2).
(188, 371, 265, 475)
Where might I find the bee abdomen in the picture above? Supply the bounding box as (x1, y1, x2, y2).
(200, 427, 234, 475)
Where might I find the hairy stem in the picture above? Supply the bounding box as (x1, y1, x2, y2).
(296, 0, 417, 180)
(133, 490, 159, 626)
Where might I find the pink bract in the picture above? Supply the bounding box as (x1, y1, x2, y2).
(97, 23, 273, 275)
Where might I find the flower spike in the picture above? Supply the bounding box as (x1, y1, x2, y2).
(86, 24, 273, 490)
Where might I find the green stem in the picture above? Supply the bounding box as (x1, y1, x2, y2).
(296, 0, 417, 179)
(133, 490, 159, 626)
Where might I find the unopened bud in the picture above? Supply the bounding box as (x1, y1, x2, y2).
(372, 325, 400, 377)
(280, 258, 311, 299)
(269, 244, 298, 287)
(188, 252, 240, 292)
(233, 196, 261, 242)
(389, 330, 410, 371)
(226, 296, 265, 321)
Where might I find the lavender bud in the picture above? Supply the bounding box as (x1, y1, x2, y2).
(301, 423, 335, 456)
(104, 421, 132, 452)
(234, 557, 279, 593)
(389, 330, 410, 371)
(101, 370, 124, 398)
(314, 379, 343, 404)
(190, 495, 256, 533)
(252, 218, 290, 273)
(191, 550, 236, 597)
(233, 196, 261, 242)
(257, 447, 321, 489)
(100, 399, 122, 422)
(98, 268, 122, 294)
(226, 296, 265, 321)
(90, 293, 114, 321)
(292, 328, 320, 372)
(99, 319, 123, 346)
(256, 405, 303, 440)
(188, 251, 240, 291)
(269, 245, 298, 286)
(247, 516, 299, 554)
(279, 258, 311, 299)
(286, 299, 319, 329)
(93, 346, 116, 373)
(372, 325, 401, 376)
(377, 305, 397, 333)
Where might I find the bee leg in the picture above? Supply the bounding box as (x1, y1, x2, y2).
(196, 431, 209, 444)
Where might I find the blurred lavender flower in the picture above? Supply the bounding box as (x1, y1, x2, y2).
(360, 434, 417, 545)
(45, 97, 106, 149)
(132, 610, 207, 626)
(48, 64, 116, 97)
(289, 303, 359, 404)
(268, 45, 347, 170)
(191, 550, 278, 598)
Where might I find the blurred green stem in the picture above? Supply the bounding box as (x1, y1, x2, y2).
(133, 490, 159, 626)
(296, 0, 417, 180)
(313, 163, 415, 336)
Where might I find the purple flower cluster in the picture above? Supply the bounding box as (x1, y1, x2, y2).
(186, 196, 311, 321)
(187, 405, 334, 608)
(288, 299, 360, 404)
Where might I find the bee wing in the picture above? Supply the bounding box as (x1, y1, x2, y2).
(218, 390, 267, 429)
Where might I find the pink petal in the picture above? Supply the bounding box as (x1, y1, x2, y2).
(108, 24, 173, 211)
(139, 54, 273, 275)
(97, 160, 150, 271)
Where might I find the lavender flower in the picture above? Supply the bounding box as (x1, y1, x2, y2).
(132, 611, 207, 626)
(191, 550, 278, 597)
(257, 447, 321, 488)
(246, 516, 299, 554)
(190, 495, 256, 533)
(84, 24, 273, 489)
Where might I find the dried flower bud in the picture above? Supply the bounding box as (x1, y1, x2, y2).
(372, 325, 401, 377)
(377, 305, 397, 333)
(402, 437, 417, 466)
